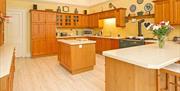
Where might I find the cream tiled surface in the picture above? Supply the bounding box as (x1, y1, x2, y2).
(164, 63, 180, 73)
(0, 44, 14, 78)
(58, 39, 96, 45)
(13, 55, 105, 91)
(103, 42, 180, 69)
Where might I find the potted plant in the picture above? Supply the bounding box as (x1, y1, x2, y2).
(145, 21, 175, 48)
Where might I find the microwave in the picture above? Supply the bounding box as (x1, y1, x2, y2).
(83, 29, 93, 36)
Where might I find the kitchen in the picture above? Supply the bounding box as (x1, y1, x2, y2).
(0, 0, 180, 91)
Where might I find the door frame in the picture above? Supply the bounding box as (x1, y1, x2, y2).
(7, 9, 29, 57)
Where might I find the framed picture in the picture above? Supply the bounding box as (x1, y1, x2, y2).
(62, 6, 69, 12)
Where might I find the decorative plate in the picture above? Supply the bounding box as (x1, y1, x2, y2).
(144, 3, 153, 12)
(130, 4, 136, 12)
(62, 6, 69, 12)
(137, 0, 144, 4)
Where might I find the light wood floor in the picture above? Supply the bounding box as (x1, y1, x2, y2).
(13, 54, 105, 91)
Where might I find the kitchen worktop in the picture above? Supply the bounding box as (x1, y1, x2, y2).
(58, 39, 96, 45)
(103, 41, 180, 69)
(164, 63, 180, 73)
(0, 44, 15, 78)
(56, 36, 122, 39)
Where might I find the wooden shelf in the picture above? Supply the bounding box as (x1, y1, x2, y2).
(126, 14, 155, 20)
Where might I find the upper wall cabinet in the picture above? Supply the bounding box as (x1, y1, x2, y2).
(154, 0, 180, 25)
(99, 10, 115, 19)
(56, 8, 127, 29)
(56, 13, 88, 28)
(171, 0, 180, 24)
(88, 13, 99, 28)
(99, 8, 126, 27)
(115, 9, 126, 27)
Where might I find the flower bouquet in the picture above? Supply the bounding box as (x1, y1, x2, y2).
(145, 21, 174, 48)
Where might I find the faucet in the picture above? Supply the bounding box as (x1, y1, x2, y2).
(138, 19, 145, 36)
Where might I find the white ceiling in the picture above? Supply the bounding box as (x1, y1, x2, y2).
(29, 0, 110, 7)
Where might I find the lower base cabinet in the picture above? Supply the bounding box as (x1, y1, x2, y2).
(58, 37, 120, 54)
(160, 69, 180, 91)
(58, 42, 96, 74)
(88, 37, 120, 54)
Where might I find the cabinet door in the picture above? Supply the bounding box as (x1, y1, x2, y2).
(56, 14, 65, 28)
(88, 15, 93, 28)
(96, 38, 102, 54)
(45, 12, 56, 23)
(72, 15, 81, 28)
(0, 24, 4, 45)
(45, 23, 57, 54)
(176, 77, 180, 91)
(64, 14, 72, 28)
(31, 11, 45, 23)
(94, 14, 99, 28)
(31, 23, 46, 56)
(154, 0, 170, 24)
(173, 0, 180, 24)
(155, 2, 163, 24)
(116, 9, 126, 27)
(111, 39, 119, 49)
(163, 0, 170, 22)
(80, 15, 88, 28)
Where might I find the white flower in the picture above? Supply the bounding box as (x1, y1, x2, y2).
(165, 21, 169, 25)
(153, 25, 160, 30)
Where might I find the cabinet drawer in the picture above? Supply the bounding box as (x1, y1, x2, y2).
(177, 77, 180, 86)
(169, 84, 176, 91)
(169, 74, 176, 84)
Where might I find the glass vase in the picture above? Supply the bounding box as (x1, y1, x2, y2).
(157, 36, 166, 48)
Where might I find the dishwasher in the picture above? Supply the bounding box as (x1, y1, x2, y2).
(119, 39, 145, 48)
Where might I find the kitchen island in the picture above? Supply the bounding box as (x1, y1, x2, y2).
(57, 39, 96, 74)
(103, 42, 180, 91)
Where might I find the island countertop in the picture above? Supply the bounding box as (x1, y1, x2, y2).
(58, 39, 96, 45)
(0, 44, 15, 78)
(103, 42, 180, 69)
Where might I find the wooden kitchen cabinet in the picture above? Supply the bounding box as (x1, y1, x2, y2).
(93, 37, 120, 54)
(154, 0, 180, 25)
(88, 13, 99, 28)
(80, 15, 89, 28)
(56, 13, 65, 28)
(30, 10, 57, 57)
(170, 0, 180, 25)
(31, 10, 45, 23)
(58, 41, 96, 74)
(111, 39, 120, 49)
(116, 9, 126, 27)
(154, 0, 170, 24)
(31, 23, 47, 56)
(56, 8, 127, 29)
(99, 10, 115, 19)
(0, 0, 6, 46)
(159, 69, 180, 91)
(45, 23, 57, 54)
(56, 13, 88, 28)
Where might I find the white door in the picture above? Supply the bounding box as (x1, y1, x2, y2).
(5, 10, 27, 57)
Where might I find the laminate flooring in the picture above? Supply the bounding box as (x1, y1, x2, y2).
(13, 54, 105, 91)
